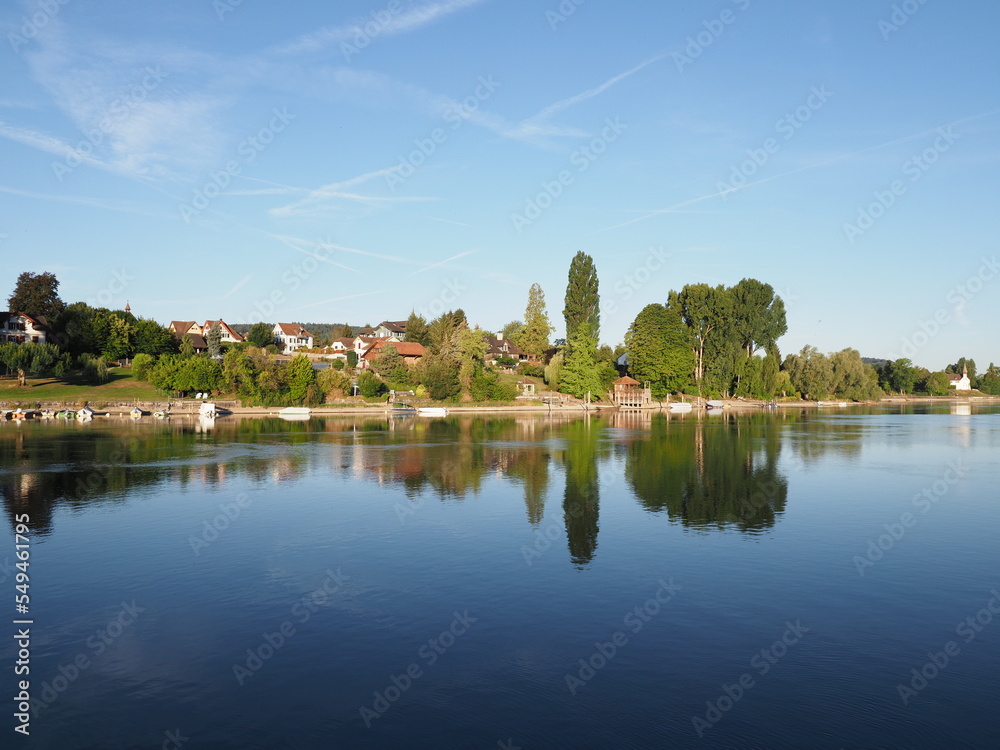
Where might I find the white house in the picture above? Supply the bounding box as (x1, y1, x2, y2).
(274, 323, 314, 354)
(0, 312, 48, 344)
(948, 365, 971, 390)
(358, 321, 406, 341)
(203, 319, 244, 344)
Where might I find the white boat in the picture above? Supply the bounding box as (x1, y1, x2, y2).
(153, 410, 167, 418)
(129, 407, 143, 418)
(417, 407, 448, 417)
(199, 402, 217, 418)
(668, 402, 692, 413)
(77, 406, 95, 420)
(279, 407, 312, 416)
(705, 400, 725, 410)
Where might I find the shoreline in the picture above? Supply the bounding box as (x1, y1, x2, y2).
(3, 394, 998, 418)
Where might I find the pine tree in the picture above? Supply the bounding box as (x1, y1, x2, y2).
(563, 252, 600, 342)
(404, 311, 430, 345)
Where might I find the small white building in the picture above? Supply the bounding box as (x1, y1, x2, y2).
(273, 323, 314, 354)
(0, 312, 48, 344)
(948, 365, 971, 390)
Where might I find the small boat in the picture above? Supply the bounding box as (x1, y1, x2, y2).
(11, 409, 27, 421)
(77, 406, 95, 420)
(199, 402, 217, 418)
(40, 409, 54, 419)
(152, 410, 167, 419)
(55, 409, 73, 419)
(669, 402, 692, 413)
(129, 407, 143, 419)
(705, 400, 725, 410)
(417, 407, 448, 417)
(279, 407, 311, 416)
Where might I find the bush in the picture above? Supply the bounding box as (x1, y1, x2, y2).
(470, 368, 517, 402)
(518, 362, 545, 378)
(357, 370, 384, 398)
(422, 357, 461, 401)
(132, 353, 155, 381)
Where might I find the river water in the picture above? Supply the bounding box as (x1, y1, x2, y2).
(1, 405, 998, 749)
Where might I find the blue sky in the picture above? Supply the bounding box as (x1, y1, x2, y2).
(1, 0, 997, 370)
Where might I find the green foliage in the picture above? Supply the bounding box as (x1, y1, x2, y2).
(559, 324, 605, 399)
(83, 355, 110, 385)
(149, 354, 222, 394)
(404, 312, 430, 346)
(977, 364, 1000, 394)
(519, 362, 545, 378)
(518, 282, 553, 358)
(625, 303, 694, 399)
(245, 322, 274, 348)
(7, 271, 65, 320)
(317, 367, 352, 399)
(372, 344, 410, 384)
(286, 354, 317, 403)
(457, 327, 488, 390)
(470, 367, 517, 402)
(345, 350, 358, 368)
(357, 370, 385, 398)
(829, 348, 883, 401)
(132, 318, 177, 355)
(925, 371, 953, 396)
(500, 320, 524, 342)
(544, 351, 563, 389)
(563, 252, 600, 341)
(421, 356, 461, 401)
(495, 355, 517, 369)
(331, 358, 345, 370)
(131, 353, 155, 380)
(427, 309, 466, 356)
(0, 342, 64, 386)
(878, 358, 917, 394)
(783, 346, 834, 400)
(206, 324, 222, 358)
(179, 335, 195, 358)
(729, 278, 788, 357)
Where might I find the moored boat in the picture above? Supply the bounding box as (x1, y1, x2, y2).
(417, 407, 448, 417)
(705, 400, 725, 410)
(669, 402, 693, 413)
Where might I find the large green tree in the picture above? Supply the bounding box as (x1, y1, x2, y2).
(559, 323, 605, 399)
(563, 252, 600, 342)
(245, 322, 274, 348)
(783, 346, 835, 400)
(0, 342, 65, 386)
(518, 283, 553, 359)
(625, 303, 694, 399)
(730, 278, 787, 357)
(672, 284, 732, 389)
(7, 271, 65, 320)
(404, 312, 430, 346)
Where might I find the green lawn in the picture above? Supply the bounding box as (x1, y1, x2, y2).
(0, 367, 165, 406)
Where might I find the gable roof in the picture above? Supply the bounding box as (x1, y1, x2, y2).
(613, 375, 640, 386)
(362, 339, 426, 359)
(486, 336, 524, 357)
(275, 322, 313, 338)
(1, 312, 49, 330)
(378, 320, 407, 332)
(169, 320, 197, 335)
(203, 319, 244, 342)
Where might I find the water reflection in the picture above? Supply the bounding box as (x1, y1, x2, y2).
(2, 412, 803, 562)
(624, 413, 788, 534)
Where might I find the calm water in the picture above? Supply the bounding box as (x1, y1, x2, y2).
(1, 406, 998, 749)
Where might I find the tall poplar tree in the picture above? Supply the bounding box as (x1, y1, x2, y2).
(518, 283, 552, 358)
(563, 252, 600, 342)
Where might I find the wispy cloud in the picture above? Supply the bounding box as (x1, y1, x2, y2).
(267, 166, 437, 218)
(222, 274, 253, 299)
(285, 290, 386, 312)
(593, 110, 1000, 234)
(504, 53, 667, 144)
(410, 250, 476, 275)
(276, 0, 490, 55)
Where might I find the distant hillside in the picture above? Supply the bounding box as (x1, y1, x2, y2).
(862, 357, 888, 366)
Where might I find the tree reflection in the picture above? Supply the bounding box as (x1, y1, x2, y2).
(625, 413, 788, 533)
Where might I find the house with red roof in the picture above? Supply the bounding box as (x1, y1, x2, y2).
(0, 312, 48, 344)
(273, 323, 314, 354)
